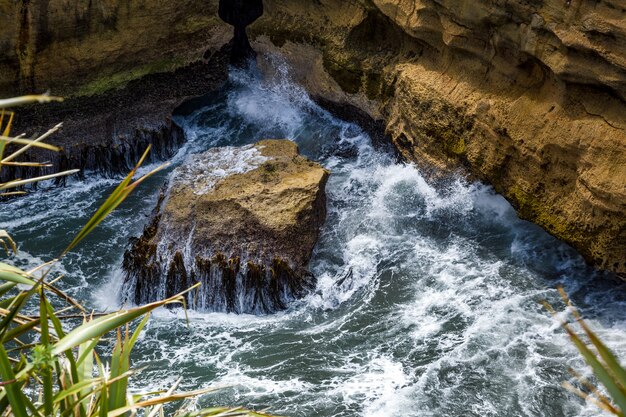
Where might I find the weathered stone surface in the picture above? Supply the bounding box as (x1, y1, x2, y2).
(249, 0, 626, 277)
(0, 0, 229, 97)
(122, 140, 329, 314)
(1, 43, 230, 186)
(0, 1, 232, 182)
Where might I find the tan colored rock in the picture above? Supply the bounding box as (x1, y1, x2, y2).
(0, 0, 229, 96)
(122, 140, 329, 314)
(251, 0, 626, 277)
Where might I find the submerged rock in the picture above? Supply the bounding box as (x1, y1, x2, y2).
(122, 140, 329, 314)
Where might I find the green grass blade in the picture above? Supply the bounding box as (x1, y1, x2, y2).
(64, 145, 160, 254)
(19, 390, 41, 417)
(1, 110, 14, 136)
(0, 396, 8, 416)
(127, 314, 149, 354)
(0, 282, 17, 298)
(0, 262, 36, 286)
(106, 387, 220, 417)
(1, 319, 38, 343)
(99, 381, 109, 417)
(0, 169, 80, 191)
(0, 231, 17, 255)
(45, 301, 81, 395)
(54, 377, 102, 403)
(77, 336, 99, 368)
(0, 345, 27, 417)
(77, 333, 98, 414)
(0, 292, 29, 340)
(0, 136, 61, 152)
(564, 323, 626, 413)
(146, 378, 181, 417)
(0, 141, 5, 172)
(0, 95, 63, 108)
(0, 295, 18, 310)
(1, 123, 62, 164)
(108, 330, 125, 410)
(53, 310, 145, 356)
(52, 284, 198, 355)
(39, 290, 54, 417)
(578, 319, 626, 388)
(110, 314, 150, 411)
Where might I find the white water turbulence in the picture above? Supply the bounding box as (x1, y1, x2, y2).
(175, 144, 268, 196)
(1, 58, 625, 417)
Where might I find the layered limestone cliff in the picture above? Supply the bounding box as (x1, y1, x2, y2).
(0, 0, 624, 276)
(250, 0, 626, 277)
(0, 0, 230, 179)
(0, 0, 228, 96)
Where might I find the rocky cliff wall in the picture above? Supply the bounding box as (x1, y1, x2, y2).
(250, 0, 626, 277)
(0, 0, 229, 96)
(0, 0, 231, 179)
(0, 0, 624, 276)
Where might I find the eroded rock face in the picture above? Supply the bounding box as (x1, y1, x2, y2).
(0, 1, 231, 182)
(0, 0, 228, 96)
(249, 0, 626, 277)
(122, 140, 329, 314)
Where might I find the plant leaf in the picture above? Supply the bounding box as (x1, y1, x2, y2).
(0, 345, 27, 417)
(0, 169, 80, 191)
(52, 285, 198, 355)
(0, 95, 63, 109)
(0, 262, 35, 286)
(64, 145, 167, 254)
(563, 322, 626, 413)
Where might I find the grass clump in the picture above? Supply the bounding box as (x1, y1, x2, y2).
(0, 95, 271, 417)
(544, 288, 626, 416)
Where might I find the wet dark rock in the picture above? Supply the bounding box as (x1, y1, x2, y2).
(122, 140, 329, 314)
(2, 49, 229, 187)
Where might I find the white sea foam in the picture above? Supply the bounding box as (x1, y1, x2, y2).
(328, 355, 413, 417)
(173, 144, 268, 195)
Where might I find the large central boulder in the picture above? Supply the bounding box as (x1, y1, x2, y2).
(122, 140, 329, 314)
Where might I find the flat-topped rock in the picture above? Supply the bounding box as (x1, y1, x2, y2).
(122, 139, 329, 314)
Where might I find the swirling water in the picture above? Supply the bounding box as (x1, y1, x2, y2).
(1, 61, 625, 417)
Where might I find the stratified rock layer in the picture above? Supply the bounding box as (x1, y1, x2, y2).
(250, 0, 626, 277)
(0, 0, 229, 96)
(122, 140, 329, 314)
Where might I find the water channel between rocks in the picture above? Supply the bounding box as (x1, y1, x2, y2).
(1, 61, 625, 417)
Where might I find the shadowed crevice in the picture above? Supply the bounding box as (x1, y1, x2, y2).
(218, 0, 263, 65)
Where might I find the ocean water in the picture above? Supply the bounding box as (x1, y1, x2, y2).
(1, 59, 625, 417)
